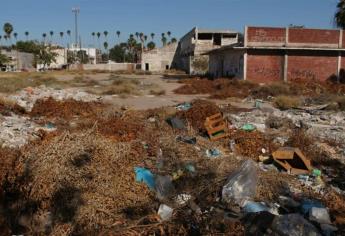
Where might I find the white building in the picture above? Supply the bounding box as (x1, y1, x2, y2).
(68, 46, 102, 64)
(36, 48, 68, 71)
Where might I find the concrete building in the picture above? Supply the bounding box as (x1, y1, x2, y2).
(37, 48, 68, 70)
(208, 26, 345, 83)
(141, 43, 178, 72)
(68, 46, 102, 64)
(175, 27, 239, 74)
(0, 50, 34, 71)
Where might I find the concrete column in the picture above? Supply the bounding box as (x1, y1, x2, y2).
(284, 52, 288, 82)
(338, 52, 342, 81)
(285, 27, 289, 47)
(244, 26, 248, 47)
(243, 51, 247, 80)
(339, 29, 343, 48)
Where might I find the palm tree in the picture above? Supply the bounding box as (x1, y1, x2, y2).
(4, 35, 8, 46)
(25, 31, 29, 41)
(13, 32, 18, 41)
(91, 32, 95, 47)
(167, 31, 171, 38)
(104, 41, 109, 61)
(42, 33, 47, 43)
(3, 23, 13, 45)
(59, 32, 64, 46)
(104, 31, 108, 38)
(67, 30, 71, 48)
(144, 35, 148, 42)
(96, 32, 101, 49)
(161, 36, 167, 46)
(335, 0, 345, 29)
(116, 30, 121, 38)
(49, 31, 54, 43)
(130, 34, 134, 39)
(0, 35, 2, 47)
(135, 32, 139, 39)
(151, 33, 155, 40)
(171, 38, 177, 43)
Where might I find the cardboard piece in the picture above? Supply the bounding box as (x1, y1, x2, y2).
(272, 147, 312, 175)
(204, 113, 228, 141)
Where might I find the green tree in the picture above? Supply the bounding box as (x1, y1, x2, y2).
(171, 37, 177, 43)
(25, 31, 29, 41)
(116, 30, 121, 39)
(67, 50, 89, 64)
(92, 32, 95, 47)
(97, 32, 101, 49)
(67, 30, 71, 47)
(135, 32, 139, 39)
(36, 44, 58, 68)
(13, 32, 18, 41)
(3, 23, 13, 39)
(104, 30, 108, 39)
(0, 52, 9, 66)
(42, 33, 47, 43)
(59, 32, 64, 46)
(104, 41, 109, 61)
(167, 31, 171, 38)
(109, 43, 127, 62)
(50, 30, 54, 43)
(151, 33, 155, 40)
(147, 41, 156, 50)
(161, 36, 167, 46)
(335, 0, 345, 29)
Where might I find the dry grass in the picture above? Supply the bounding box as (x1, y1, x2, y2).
(149, 89, 166, 96)
(274, 95, 302, 110)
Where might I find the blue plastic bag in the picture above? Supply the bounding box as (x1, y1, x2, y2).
(134, 167, 155, 190)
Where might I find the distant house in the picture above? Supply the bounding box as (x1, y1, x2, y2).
(207, 26, 345, 83)
(0, 49, 34, 71)
(140, 27, 240, 74)
(68, 46, 102, 64)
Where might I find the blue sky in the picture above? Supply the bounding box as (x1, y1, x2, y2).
(0, 0, 340, 48)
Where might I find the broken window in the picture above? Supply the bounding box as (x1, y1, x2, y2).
(223, 34, 237, 39)
(213, 34, 221, 46)
(198, 33, 213, 40)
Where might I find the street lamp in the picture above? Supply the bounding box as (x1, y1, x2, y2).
(72, 7, 80, 48)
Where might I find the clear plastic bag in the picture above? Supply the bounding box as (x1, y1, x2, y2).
(222, 160, 257, 206)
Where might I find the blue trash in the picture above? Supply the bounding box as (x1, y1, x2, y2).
(243, 201, 270, 213)
(301, 199, 324, 215)
(176, 102, 192, 111)
(206, 148, 221, 158)
(134, 167, 155, 190)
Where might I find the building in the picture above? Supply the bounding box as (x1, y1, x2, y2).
(175, 27, 239, 74)
(141, 43, 178, 72)
(208, 26, 345, 83)
(0, 49, 34, 71)
(68, 46, 102, 64)
(37, 48, 68, 70)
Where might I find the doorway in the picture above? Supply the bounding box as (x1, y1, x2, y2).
(145, 63, 149, 71)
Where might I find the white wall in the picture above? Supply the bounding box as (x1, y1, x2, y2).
(141, 43, 178, 72)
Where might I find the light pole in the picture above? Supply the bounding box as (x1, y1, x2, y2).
(72, 7, 80, 48)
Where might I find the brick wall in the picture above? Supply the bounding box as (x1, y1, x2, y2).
(246, 50, 284, 83)
(287, 51, 338, 82)
(247, 27, 286, 47)
(289, 28, 340, 48)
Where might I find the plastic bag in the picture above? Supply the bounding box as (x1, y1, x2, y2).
(155, 175, 175, 200)
(134, 167, 155, 190)
(222, 160, 257, 206)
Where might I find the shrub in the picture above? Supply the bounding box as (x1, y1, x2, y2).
(274, 96, 302, 110)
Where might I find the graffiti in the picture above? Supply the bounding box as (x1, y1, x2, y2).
(251, 67, 281, 77)
(290, 69, 316, 80)
(251, 29, 285, 42)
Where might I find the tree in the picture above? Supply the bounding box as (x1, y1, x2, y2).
(13, 32, 18, 41)
(36, 44, 58, 69)
(335, 0, 345, 29)
(171, 37, 177, 43)
(103, 42, 109, 61)
(161, 33, 165, 38)
(109, 43, 127, 62)
(25, 31, 29, 41)
(96, 32, 101, 49)
(0, 52, 9, 66)
(91, 32, 95, 47)
(3, 23, 13, 39)
(42, 33, 47, 43)
(151, 33, 155, 40)
(0, 35, 2, 47)
(49, 31, 54, 43)
(66, 30, 71, 48)
(104, 30, 108, 39)
(144, 35, 148, 42)
(135, 32, 139, 39)
(67, 50, 89, 64)
(167, 31, 171, 38)
(147, 41, 155, 50)
(116, 30, 121, 39)
(161, 36, 167, 46)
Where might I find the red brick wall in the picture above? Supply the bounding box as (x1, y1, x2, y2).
(246, 50, 284, 83)
(247, 27, 286, 44)
(289, 28, 339, 45)
(287, 51, 338, 82)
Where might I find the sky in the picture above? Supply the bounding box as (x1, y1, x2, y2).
(0, 0, 340, 48)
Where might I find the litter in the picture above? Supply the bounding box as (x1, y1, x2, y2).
(176, 135, 197, 145)
(175, 194, 192, 206)
(272, 147, 312, 175)
(155, 175, 175, 200)
(204, 113, 228, 141)
(243, 201, 270, 213)
(185, 163, 196, 173)
(241, 123, 256, 132)
(222, 160, 257, 206)
(309, 207, 332, 224)
(300, 199, 324, 215)
(176, 102, 192, 111)
(134, 167, 155, 190)
(254, 99, 263, 109)
(158, 204, 174, 221)
(312, 169, 322, 177)
(206, 148, 221, 158)
(166, 117, 186, 130)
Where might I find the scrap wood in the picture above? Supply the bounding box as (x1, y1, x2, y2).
(204, 113, 228, 141)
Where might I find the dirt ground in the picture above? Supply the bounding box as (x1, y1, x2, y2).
(1, 71, 345, 235)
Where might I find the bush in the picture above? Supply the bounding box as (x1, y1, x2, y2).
(274, 96, 302, 110)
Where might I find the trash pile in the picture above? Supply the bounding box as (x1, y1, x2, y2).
(1, 90, 345, 235)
